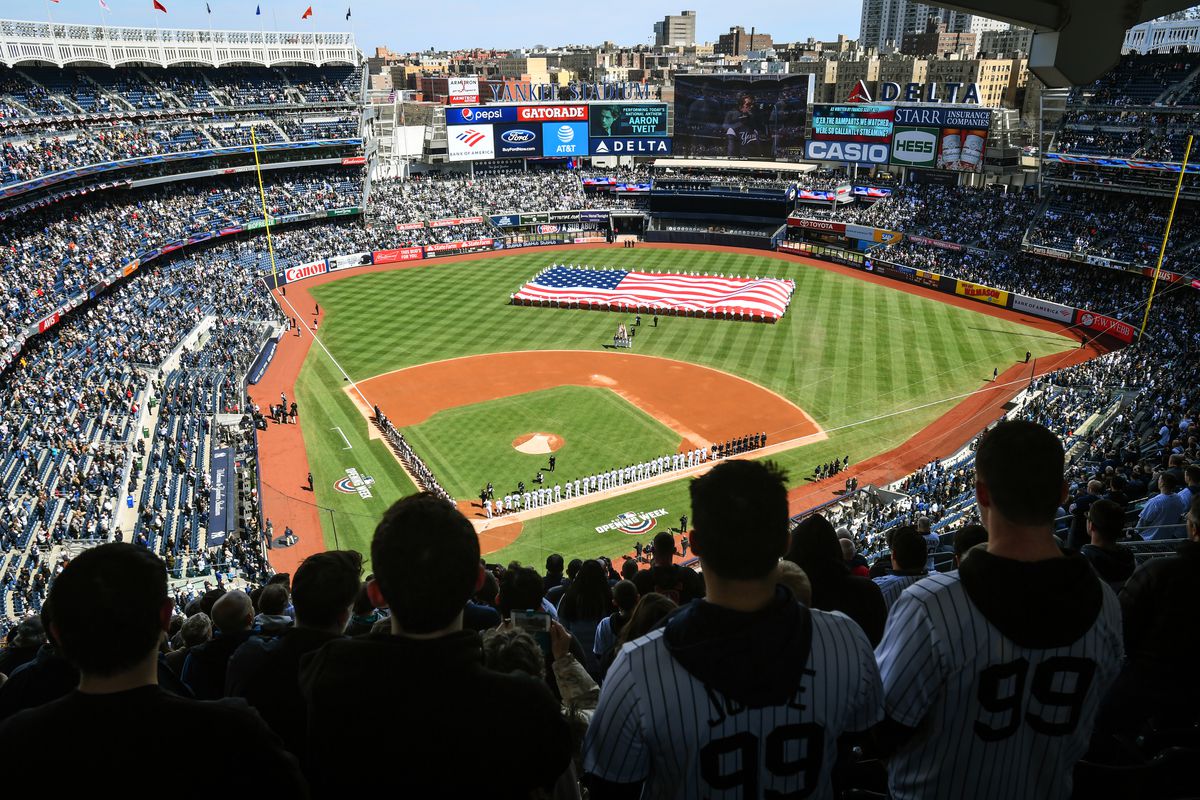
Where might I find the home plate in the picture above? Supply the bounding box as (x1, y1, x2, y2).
(512, 432, 565, 454)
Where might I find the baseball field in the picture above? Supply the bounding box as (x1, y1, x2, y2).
(262, 245, 1079, 571)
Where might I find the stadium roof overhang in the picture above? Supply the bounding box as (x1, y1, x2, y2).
(936, 0, 1198, 86)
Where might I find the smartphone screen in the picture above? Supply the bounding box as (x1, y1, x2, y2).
(510, 609, 552, 655)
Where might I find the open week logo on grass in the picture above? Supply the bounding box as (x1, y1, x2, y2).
(595, 508, 668, 535)
(335, 468, 375, 499)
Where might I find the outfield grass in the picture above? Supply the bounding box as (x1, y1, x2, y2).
(293, 247, 1075, 568)
(404, 385, 683, 498)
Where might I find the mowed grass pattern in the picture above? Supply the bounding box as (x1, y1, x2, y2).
(293, 247, 1075, 567)
(403, 386, 684, 498)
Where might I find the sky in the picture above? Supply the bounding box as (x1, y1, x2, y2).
(28, 0, 864, 52)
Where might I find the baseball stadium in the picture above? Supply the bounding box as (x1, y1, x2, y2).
(0, 2, 1198, 797)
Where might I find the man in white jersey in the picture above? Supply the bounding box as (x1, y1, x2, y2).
(875, 420, 1123, 800)
(583, 460, 883, 799)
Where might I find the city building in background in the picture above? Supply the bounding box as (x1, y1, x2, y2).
(654, 10, 697, 47)
(900, 17, 978, 58)
(714, 27, 774, 56)
(859, 0, 1011, 52)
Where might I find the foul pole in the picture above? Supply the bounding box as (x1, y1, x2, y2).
(250, 126, 281, 291)
(1140, 134, 1193, 338)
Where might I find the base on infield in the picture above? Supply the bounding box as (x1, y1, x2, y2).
(512, 432, 565, 454)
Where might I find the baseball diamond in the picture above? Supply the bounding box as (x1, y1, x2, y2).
(255, 244, 1082, 572)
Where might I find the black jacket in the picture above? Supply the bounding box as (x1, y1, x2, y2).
(227, 627, 343, 761)
(0, 645, 78, 722)
(180, 629, 252, 699)
(1081, 543, 1137, 590)
(299, 630, 570, 798)
(808, 569, 888, 647)
(1119, 540, 1200, 671)
(0, 686, 306, 797)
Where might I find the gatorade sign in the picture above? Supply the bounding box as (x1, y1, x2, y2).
(890, 127, 938, 167)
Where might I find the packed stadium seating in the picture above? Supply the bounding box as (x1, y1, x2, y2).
(2, 41, 1200, 798)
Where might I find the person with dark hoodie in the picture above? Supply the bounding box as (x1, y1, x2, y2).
(874, 421, 1123, 800)
(1080, 499, 1136, 590)
(180, 590, 254, 699)
(786, 513, 887, 646)
(226, 550, 360, 760)
(0, 544, 305, 797)
(1097, 495, 1200, 738)
(299, 493, 570, 798)
(583, 460, 883, 799)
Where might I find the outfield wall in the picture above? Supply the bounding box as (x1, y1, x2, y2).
(776, 240, 1136, 347)
(262, 236, 1138, 349)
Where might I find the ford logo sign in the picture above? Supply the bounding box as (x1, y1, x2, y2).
(501, 129, 535, 144)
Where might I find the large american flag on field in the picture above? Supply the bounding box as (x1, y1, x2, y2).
(513, 266, 796, 320)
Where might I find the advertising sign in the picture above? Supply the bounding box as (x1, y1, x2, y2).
(589, 103, 668, 137)
(448, 125, 495, 161)
(284, 260, 328, 283)
(1012, 294, 1074, 323)
(787, 217, 846, 234)
(805, 140, 890, 164)
(590, 137, 672, 156)
(1075, 310, 1135, 344)
(889, 127, 939, 167)
(808, 103, 895, 164)
(542, 122, 588, 157)
(519, 105, 588, 122)
(445, 105, 517, 125)
(327, 252, 372, 271)
(373, 247, 424, 264)
(429, 216, 484, 228)
(208, 447, 235, 549)
(495, 123, 541, 157)
(797, 189, 837, 201)
(448, 76, 480, 105)
(672, 74, 811, 160)
(890, 106, 992, 172)
(955, 279, 1009, 307)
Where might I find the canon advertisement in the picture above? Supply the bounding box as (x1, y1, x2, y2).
(673, 74, 812, 161)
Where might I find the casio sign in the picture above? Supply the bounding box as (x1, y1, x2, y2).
(500, 128, 535, 144)
(806, 141, 890, 164)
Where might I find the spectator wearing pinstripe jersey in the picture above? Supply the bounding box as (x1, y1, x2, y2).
(583, 460, 883, 799)
(871, 526, 930, 611)
(874, 421, 1123, 800)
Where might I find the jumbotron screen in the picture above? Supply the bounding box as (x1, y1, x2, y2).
(672, 74, 813, 161)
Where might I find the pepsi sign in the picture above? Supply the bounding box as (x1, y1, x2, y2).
(495, 123, 541, 157)
(445, 105, 518, 125)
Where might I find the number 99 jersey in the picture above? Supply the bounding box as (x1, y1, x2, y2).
(583, 605, 883, 799)
(876, 567, 1123, 800)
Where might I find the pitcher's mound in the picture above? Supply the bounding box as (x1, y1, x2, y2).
(512, 433, 564, 454)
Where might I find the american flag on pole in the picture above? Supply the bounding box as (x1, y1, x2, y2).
(513, 266, 795, 320)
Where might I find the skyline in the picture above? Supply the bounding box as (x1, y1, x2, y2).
(19, 0, 865, 52)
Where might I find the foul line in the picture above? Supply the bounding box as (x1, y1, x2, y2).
(332, 426, 352, 450)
